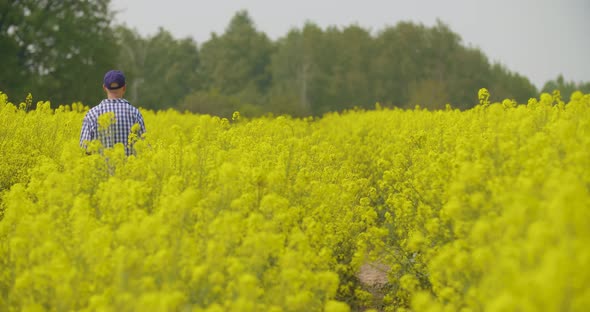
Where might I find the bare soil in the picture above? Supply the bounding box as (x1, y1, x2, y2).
(356, 262, 390, 311)
(357, 262, 389, 287)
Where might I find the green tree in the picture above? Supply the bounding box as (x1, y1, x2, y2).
(199, 10, 273, 107)
(488, 63, 537, 103)
(372, 21, 461, 110)
(270, 23, 365, 116)
(446, 47, 493, 109)
(269, 24, 323, 116)
(323, 25, 375, 112)
(113, 26, 147, 106)
(0, 0, 117, 105)
(542, 75, 590, 100)
(407, 79, 450, 110)
(115, 27, 201, 110)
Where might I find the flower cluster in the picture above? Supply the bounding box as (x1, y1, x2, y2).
(0, 90, 588, 311)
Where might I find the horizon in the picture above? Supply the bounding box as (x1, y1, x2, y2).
(111, 0, 590, 90)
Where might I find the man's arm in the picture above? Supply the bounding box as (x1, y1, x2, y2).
(80, 115, 96, 149)
(136, 110, 146, 137)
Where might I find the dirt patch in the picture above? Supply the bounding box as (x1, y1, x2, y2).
(356, 261, 391, 311)
(358, 262, 389, 287)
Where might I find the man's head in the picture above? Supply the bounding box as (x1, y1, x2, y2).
(103, 70, 126, 98)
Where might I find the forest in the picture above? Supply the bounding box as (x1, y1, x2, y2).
(1, 1, 588, 116)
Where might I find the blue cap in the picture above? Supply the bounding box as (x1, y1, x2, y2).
(103, 70, 126, 90)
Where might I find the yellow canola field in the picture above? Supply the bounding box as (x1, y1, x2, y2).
(0, 90, 589, 312)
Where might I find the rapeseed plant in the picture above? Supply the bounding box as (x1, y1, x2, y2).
(0, 90, 588, 311)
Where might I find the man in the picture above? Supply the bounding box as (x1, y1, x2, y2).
(80, 70, 146, 156)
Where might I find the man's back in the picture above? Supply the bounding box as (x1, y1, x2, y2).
(80, 98, 146, 155)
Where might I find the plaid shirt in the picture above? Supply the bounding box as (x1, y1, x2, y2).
(80, 98, 146, 155)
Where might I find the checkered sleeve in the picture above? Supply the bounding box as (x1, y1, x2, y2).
(136, 109, 146, 137)
(79, 113, 96, 148)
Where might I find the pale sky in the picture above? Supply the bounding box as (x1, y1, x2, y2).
(111, 0, 589, 89)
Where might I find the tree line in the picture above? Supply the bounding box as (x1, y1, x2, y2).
(1, 2, 588, 117)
